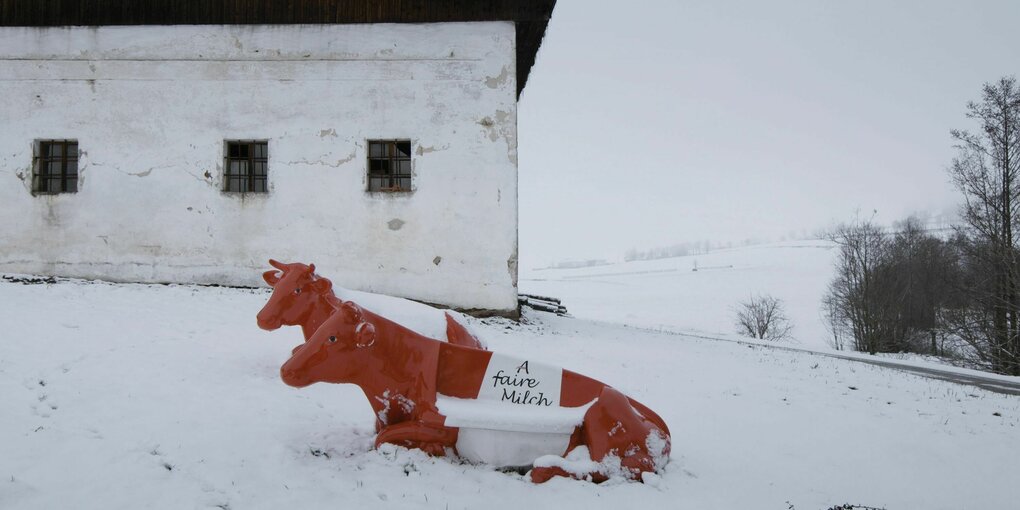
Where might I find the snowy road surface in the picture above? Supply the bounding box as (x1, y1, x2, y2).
(621, 327, 1020, 397)
(2, 278, 1018, 510)
(822, 353, 1020, 396)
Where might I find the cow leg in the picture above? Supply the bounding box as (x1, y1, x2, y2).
(584, 386, 668, 480)
(375, 421, 458, 457)
(530, 386, 670, 483)
(529, 427, 601, 483)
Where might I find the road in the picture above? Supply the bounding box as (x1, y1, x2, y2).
(618, 323, 1020, 396)
(821, 351, 1020, 396)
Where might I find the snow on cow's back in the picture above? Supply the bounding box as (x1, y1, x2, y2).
(333, 286, 483, 347)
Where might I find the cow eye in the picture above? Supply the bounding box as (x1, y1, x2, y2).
(294, 288, 302, 295)
(328, 336, 337, 343)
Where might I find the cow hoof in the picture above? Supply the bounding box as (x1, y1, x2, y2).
(529, 466, 572, 483)
(379, 440, 451, 457)
(621, 452, 656, 475)
(529, 466, 609, 484)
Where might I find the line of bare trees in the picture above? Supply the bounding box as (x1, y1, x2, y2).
(823, 217, 960, 355)
(824, 76, 1020, 376)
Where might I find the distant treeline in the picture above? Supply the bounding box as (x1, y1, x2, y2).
(625, 238, 769, 262)
(622, 229, 820, 263)
(535, 259, 611, 271)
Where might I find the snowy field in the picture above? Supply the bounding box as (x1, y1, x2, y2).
(522, 241, 839, 350)
(2, 277, 1019, 510)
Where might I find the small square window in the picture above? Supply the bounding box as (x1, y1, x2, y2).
(33, 140, 78, 194)
(367, 140, 412, 192)
(224, 141, 268, 193)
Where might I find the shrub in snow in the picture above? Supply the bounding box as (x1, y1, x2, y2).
(734, 294, 793, 341)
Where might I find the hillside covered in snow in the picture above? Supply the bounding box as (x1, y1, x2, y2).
(522, 241, 838, 349)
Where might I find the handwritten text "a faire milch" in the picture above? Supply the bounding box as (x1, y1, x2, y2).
(490, 361, 553, 407)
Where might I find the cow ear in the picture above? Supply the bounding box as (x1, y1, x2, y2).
(269, 259, 287, 271)
(263, 270, 281, 286)
(308, 263, 316, 274)
(356, 322, 376, 348)
(310, 277, 332, 293)
(340, 301, 363, 323)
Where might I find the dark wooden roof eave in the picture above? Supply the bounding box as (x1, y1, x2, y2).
(0, 0, 556, 97)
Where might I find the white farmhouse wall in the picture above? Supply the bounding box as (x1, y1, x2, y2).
(0, 23, 518, 313)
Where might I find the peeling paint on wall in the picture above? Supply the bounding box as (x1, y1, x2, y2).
(475, 109, 517, 166)
(415, 144, 449, 156)
(335, 150, 357, 166)
(484, 65, 510, 89)
(478, 117, 498, 142)
(283, 150, 357, 168)
(507, 252, 518, 288)
(387, 218, 405, 231)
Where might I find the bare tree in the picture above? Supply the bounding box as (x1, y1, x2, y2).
(824, 218, 894, 354)
(735, 294, 793, 341)
(823, 291, 850, 351)
(948, 76, 1020, 376)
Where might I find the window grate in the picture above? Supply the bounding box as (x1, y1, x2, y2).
(224, 141, 268, 193)
(367, 140, 412, 192)
(34, 140, 78, 194)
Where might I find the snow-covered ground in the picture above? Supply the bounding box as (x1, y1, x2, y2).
(2, 277, 1018, 509)
(522, 241, 839, 350)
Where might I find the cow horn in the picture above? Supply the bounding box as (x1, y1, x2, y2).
(308, 263, 316, 274)
(263, 270, 281, 286)
(340, 301, 363, 323)
(269, 259, 287, 271)
(310, 277, 332, 293)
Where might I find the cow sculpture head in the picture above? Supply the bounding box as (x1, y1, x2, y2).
(256, 259, 334, 331)
(280, 300, 377, 388)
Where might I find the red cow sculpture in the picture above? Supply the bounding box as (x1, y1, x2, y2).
(256, 259, 483, 350)
(279, 299, 671, 483)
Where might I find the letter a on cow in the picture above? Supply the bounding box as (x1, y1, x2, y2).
(516, 361, 530, 375)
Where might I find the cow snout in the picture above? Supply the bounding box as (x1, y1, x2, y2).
(281, 365, 310, 388)
(257, 312, 282, 331)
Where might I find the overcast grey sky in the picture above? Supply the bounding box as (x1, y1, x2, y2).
(516, 0, 1020, 269)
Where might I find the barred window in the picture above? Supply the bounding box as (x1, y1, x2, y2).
(34, 140, 78, 194)
(367, 140, 412, 192)
(224, 141, 268, 193)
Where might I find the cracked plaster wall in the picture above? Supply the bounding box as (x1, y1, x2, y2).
(0, 23, 519, 312)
